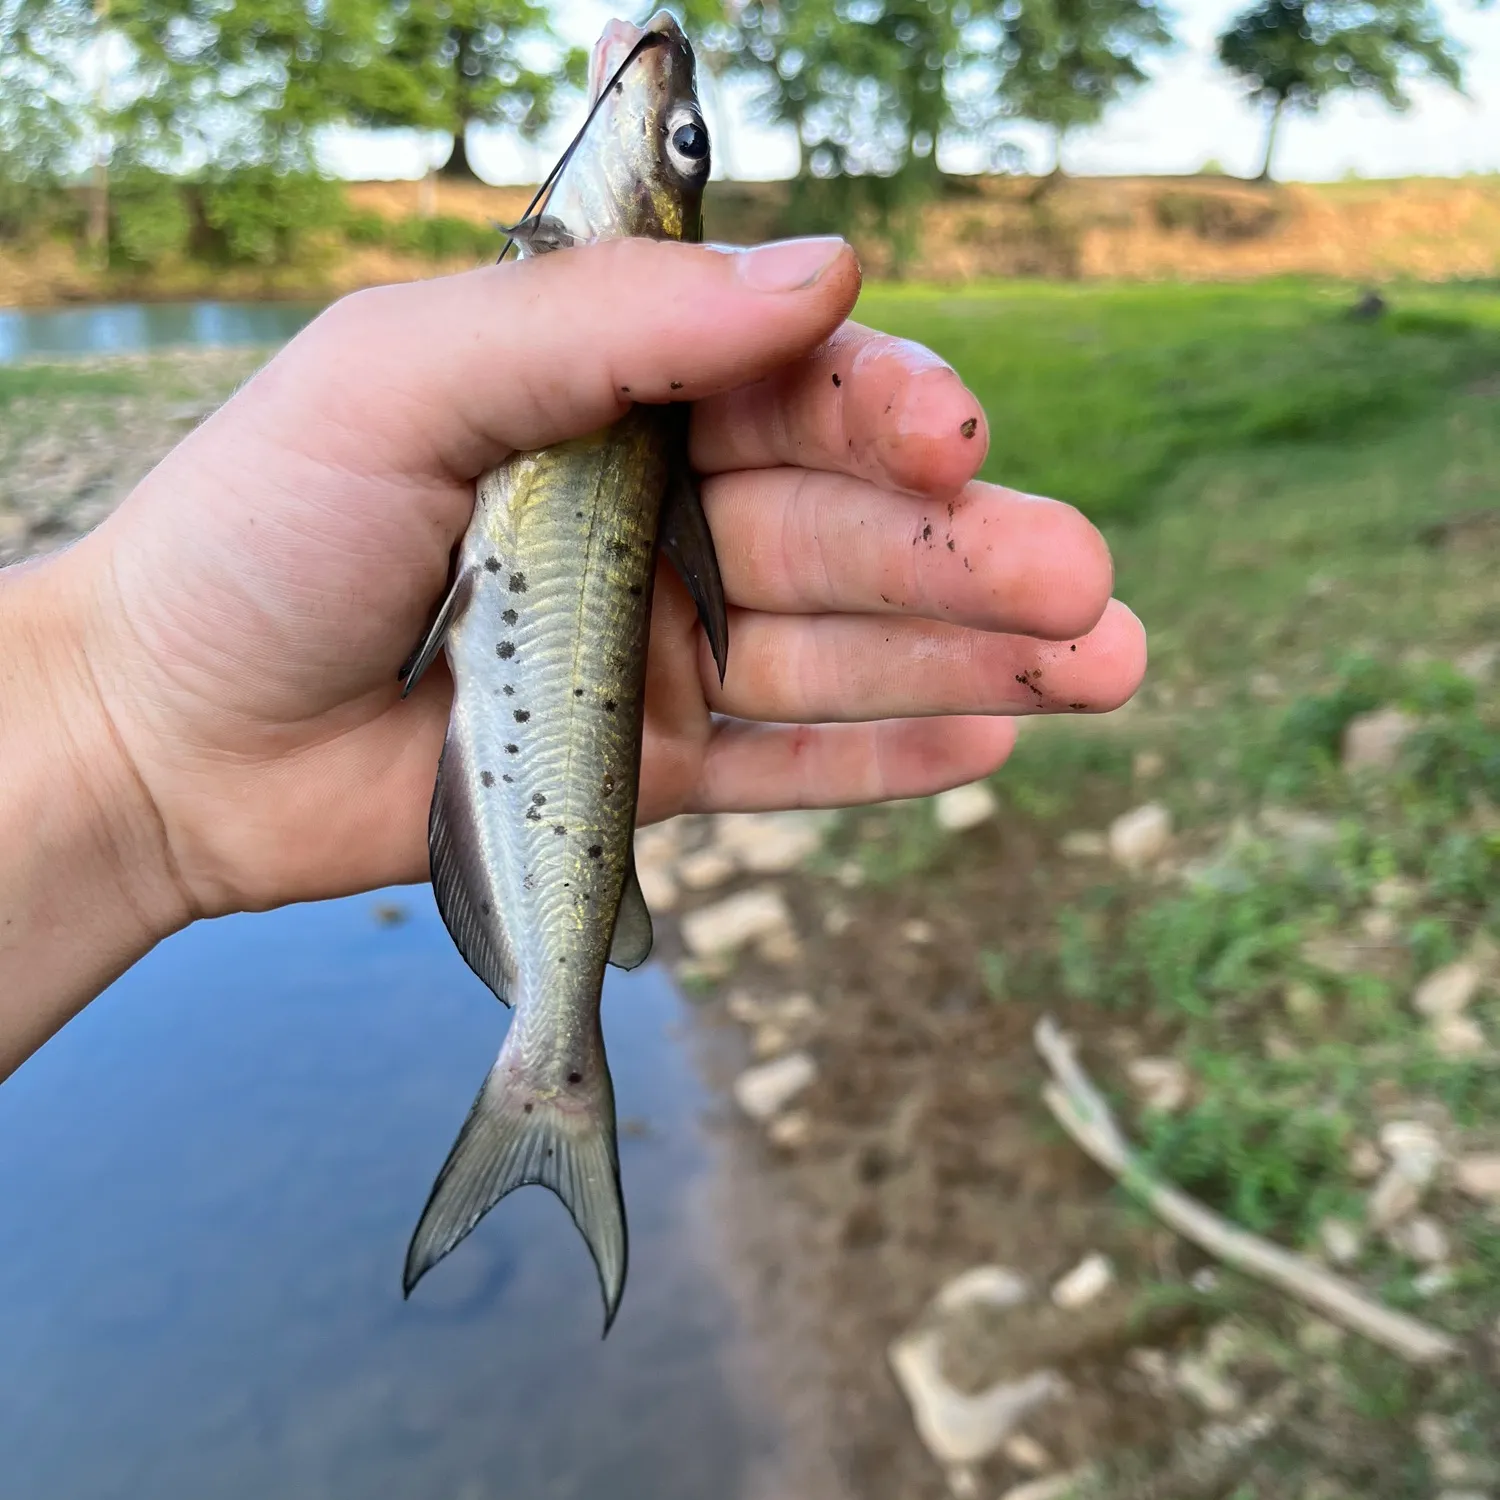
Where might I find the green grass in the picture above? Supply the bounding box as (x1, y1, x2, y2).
(856, 278, 1500, 523)
(0, 363, 146, 409)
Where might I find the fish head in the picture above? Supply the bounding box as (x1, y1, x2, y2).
(546, 11, 709, 246)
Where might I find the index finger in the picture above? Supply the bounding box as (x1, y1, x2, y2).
(689, 320, 989, 500)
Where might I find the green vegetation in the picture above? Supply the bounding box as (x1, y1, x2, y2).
(836, 276, 1500, 1488)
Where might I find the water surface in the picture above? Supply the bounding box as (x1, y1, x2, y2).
(0, 300, 321, 363)
(0, 892, 758, 1499)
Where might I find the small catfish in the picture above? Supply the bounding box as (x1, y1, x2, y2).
(397, 12, 728, 1332)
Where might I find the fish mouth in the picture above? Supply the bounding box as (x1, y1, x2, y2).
(587, 10, 688, 102)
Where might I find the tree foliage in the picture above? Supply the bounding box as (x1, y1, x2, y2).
(1217, 0, 1463, 179)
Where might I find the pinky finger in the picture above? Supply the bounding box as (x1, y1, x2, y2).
(686, 715, 1018, 815)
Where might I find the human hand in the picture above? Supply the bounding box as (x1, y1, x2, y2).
(52, 236, 1144, 937)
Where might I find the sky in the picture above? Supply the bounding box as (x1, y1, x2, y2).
(321, 0, 1500, 184)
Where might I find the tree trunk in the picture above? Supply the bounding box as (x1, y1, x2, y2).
(1050, 125, 1066, 177)
(439, 127, 478, 180)
(1256, 96, 1284, 182)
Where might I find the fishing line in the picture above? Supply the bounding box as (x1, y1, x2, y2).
(497, 29, 670, 264)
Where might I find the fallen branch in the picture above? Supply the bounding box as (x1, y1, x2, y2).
(1034, 1017, 1461, 1366)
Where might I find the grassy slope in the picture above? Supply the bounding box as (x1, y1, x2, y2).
(838, 280, 1500, 1493)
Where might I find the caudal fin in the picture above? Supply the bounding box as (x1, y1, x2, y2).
(403, 1052, 628, 1332)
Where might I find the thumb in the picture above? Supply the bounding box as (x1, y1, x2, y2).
(248, 236, 861, 481)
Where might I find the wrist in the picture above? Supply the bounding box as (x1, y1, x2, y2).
(0, 541, 192, 1074)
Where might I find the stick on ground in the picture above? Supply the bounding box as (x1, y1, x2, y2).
(1034, 1017, 1461, 1366)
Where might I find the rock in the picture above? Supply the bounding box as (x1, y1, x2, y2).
(713, 811, 826, 873)
(1414, 962, 1483, 1019)
(681, 886, 794, 959)
(1341, 707, 1416, 773)
(1126, 1348, 1174, 1395)
(1133, 749, 1165, 782)
(1296, 1317, 1346, 1356)
(676, 847, 738, 891)
(823, 904, 853, 936)
(1380, 1120, 1444, 1186)
(1413, 1266, 1455, 1300)
(1361, 908, 1399, 943)
(1367, 1167, 1423, 1228)
(1372, 876, 1420, 910)
(752, 1022, 793, 1059)
(934, 782, 998, 832)
(1126, 1056, 1189, 1113)
(1284, 980, 1325, 1020)
(1003, 1433, 1054, 1473)
(1431, 1014, 1487, 1058)
(1191, 1267, 1219, 1293)
(1059, 830, 1107, 858)
(944, 1465, 980, 1500)
(1455, 642, 1499, 683)
(835, 859, 866, 889)
(635, 860, 679, 913)
(1174, 1356, 1244, 1416)
(1051, 1253, 1114, 1309)
(1419, 1414, 1500, 1488)
(1109, 804, 1172, 872)
(998, 1472, 1092, 1500)
(370, 901, 408, 927)
(932, 1265, 1032, 1317)
(1454, 1153, 1500, 1201)
(901, 918, 935, 944)
(1347, 1138, 1383, 1180)
(887, 1326, 1066, 1466)
(733, 1051, 816, 1121)
(765, 1110, 811, 1150)
(755, 926, 804, 965)
(1387, 1215, 1450, 1265)
(1318, 1218, 1365, 1266)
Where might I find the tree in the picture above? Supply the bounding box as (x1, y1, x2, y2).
(980, 0, 1173, 174)
(1217, 0, 1463, 181)
(345, 0, 578, 180)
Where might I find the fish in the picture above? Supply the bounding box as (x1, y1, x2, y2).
(397, 11, 728, 1333)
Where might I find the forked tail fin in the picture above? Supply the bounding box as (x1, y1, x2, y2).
(403, 1039, 627, 1333)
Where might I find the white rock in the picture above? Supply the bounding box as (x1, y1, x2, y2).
(1318, 1218, 1365, 1266)
(1414, 961, 1483, 1019)
(727, 991, 818, 1029)
(1126, 1056, 1189, 1113)
(932, 1265, 1032, 1317)
(823, 904, 853, 936)
(835, 859, 866, 888)
(1432, 1014, 1487, 1058)
(944, 1465, 980, 1500)
(1051, 1253, 1115, 1309)
(1387, 1215, 1450, 1265)
(1341, 707, 1416, 772)
(676, 847, 738, 891)
(733, 1051, 817, 1121)
(1133, 749, 1165, 782)
(1414, 1269, 1454, 1301)
(1347, 1138, 1383, 1180)
(1108, 804, 1172, 872)
(681, 886, 794, 959)
(713, 811, 826, 873)
(1380, 1120, 1444, 1186)
(1191, 1268, 1219, 1294)
(765, 1110, 811, 1150)
(752, 1023, 793, 1059)
(1361, 908, 1399, 943)
(1059, 830, 1108, 858)
(1368, 1167, 1423, 1228)
(755, 926, 804, 965)
(634, 860, 679, 914)
(1455, 642, 1499, 683)
(901, 918, 936, 945)
(1454, 1154, 1500, 1201)
(934, 782, 998, 833)
(1002, 1433, 1054, 1474)
(998, 1473, 1092, 1500)
(1174, 1356, 1244, 1415)
(1372, 876, 1420, 910)
(1126, 1348, 1173, 1394)
(887, 1327, 1066, 1466)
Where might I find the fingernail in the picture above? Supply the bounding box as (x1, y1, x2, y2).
(735, 236, 848, 292)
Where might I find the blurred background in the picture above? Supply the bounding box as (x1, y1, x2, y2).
(1, 1, 1498, 1497)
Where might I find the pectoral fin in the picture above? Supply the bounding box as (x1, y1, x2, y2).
(658, 410, 728, 685)
(607, 862, 653, 970)
(399, 569, 473, 699)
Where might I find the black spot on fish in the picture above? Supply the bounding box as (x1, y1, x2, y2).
(629, 584, 642, 596)
(502, 608, 518, 624)
(960, 417, 978, 439)
(670, 380, 683, 390)
(604, 699, 617, 713)
(502, 773, 514, 783)
(508, 572, 527, 593)
(485, 556, 501, 572)
(503, 684, 514, 696)
(532, 793, 546, 806)
(608, 538, 629, 556)
(524, 1102, 534, 1114)
(553, 824, 566, 836)
(481, 900, 491, 915)
(480, 770, 495, 787)
(602, 774, 616, 796)
(514, 709, 530, 723)
(588, 844, 603, 859)
(831, 372, 842, 387)
(505, 743, 519, 754)
(497, 641, 515, 659)
(574, 688, 584, 697)
(567, 1071, 582, 1084)
(575, 510, 584, 519)
(526, 806, 541, 821)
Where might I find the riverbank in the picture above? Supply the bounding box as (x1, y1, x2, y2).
(3, 173, 1499, 309)
(4, 281, 1499, 1500)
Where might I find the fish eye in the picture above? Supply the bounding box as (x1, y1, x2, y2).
(665, 108, 709, 176)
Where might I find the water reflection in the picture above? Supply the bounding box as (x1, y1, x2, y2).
(0, 301, 322, 363)
(0, 891, 754, 1499)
